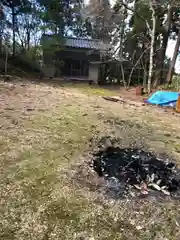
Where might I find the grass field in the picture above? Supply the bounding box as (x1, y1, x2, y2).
(0, 80, 180, 240)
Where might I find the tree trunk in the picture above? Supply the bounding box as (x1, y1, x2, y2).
(0, 34, 2, 53)
(159, 5, 173, 82)
(119, 10, 126, 88)
(147, 1, 156, 94)
(5, 48, 8, 74)
(12, 6, 15, 56)
(167, 29, 180, 84)
(99, 63, 107, 85)
(120, 62, 126, 88)
(141, 58, 148, 89)
(154, 5, 173, 86)
(0, 5, 3, 53)
(143, 66, 147, 88)
(27, 31, 30, 50)
(141, 42, 147, 89)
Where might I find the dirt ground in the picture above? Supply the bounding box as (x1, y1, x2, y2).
(0, 79, 180, 240)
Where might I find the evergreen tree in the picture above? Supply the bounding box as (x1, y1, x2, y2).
(2, 0, 31, 55)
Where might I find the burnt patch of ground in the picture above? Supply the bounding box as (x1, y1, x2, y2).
(92, 146, 180, 199)
(72, 136, 180, 201)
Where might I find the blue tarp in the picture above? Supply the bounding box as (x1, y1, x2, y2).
(145, 91, 180, 107)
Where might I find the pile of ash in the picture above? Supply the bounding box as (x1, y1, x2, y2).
(91, 147, 180, 199)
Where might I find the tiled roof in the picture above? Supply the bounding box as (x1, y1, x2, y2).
(64, 37, 103, 50)
(41, 34, 109, 51)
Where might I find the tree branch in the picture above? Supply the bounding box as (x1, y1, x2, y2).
(127, 47, 149, 87)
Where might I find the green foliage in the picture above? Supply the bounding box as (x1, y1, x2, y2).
(160, 75, 180, 91)
(130, 1, 151, 33)
(10, 53, 41, 73)
(41, 35, 64, 59)
(37, 0, 84, 36)
(37, 0, 65, 34)
(83, 0, 116, 40)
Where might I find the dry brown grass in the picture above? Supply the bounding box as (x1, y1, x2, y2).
(0, 80, 180, 240)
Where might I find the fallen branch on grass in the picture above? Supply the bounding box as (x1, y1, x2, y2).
(103, 96, 145, 107)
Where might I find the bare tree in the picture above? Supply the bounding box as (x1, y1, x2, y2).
(147, 0, 157, 93)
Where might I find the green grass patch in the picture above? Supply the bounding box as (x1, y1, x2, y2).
(61, 82, 116, 96)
